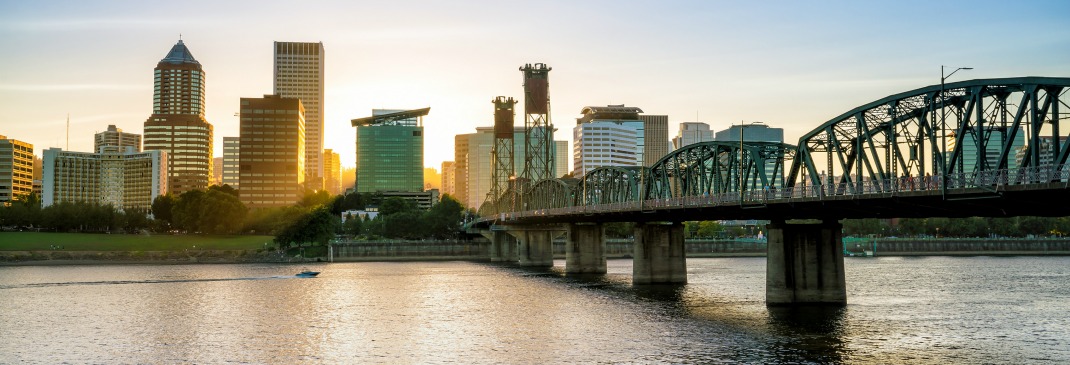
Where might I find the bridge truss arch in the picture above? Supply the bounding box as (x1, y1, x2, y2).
(645, 141, 795, 200)
(580, 166, 646, 205)
(524, 178, 579, 210)
(786, 77, 1070, 196)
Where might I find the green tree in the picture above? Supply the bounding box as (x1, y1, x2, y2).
(604, 222, 634, 238)
(696, 221, 724, 238)
(151, 194, 177, 223)
(424, 194, 464, 239)
(379, 197, 416, 216)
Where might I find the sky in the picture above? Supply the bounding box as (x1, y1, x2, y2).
(2, 0, 1069, 172)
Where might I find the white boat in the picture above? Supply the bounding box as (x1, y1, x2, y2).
(296, 268, 320, 277)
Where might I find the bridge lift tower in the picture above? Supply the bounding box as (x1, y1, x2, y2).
(520, 63, 554, 184)
(489, 96, 517, 204)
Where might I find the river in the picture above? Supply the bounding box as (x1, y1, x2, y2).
(1, 256, 1068, 364)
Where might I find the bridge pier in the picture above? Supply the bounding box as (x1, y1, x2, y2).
(766, 219, 846, 305)
(489, 230, 517, 262)
(566, 223, 606, 274)
(514, 229, 556, 267)
(633, 222, 687, 284)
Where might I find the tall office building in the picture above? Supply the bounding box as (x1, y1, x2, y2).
(143, 38, 214, 196)
(221, 137, 240, 189)
(572, 105, 645, 176)
(323, 149, 341, 195)
(42, 147, 167, 211)
(673, 122, 713, 150)
(94, 125, 141, 153)
(274, 41, 325, 191)
(441, 161, 456, 198)
(0, 135, 33, 203)
(714, 124, 784, 143)
(212, 157, 223, 185)
(352, 108, 426, 193)
(238, 95, 305, 208)
(554, 141, 569, 177)
(453, 134, 470, 206)
(639, 115, 669, 167)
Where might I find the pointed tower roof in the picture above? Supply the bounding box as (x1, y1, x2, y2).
(160, 39, 200, 65)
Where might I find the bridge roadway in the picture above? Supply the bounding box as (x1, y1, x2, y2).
(474, 77, 1070, 306)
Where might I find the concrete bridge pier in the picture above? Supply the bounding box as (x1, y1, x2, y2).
(489, 230, 518, 262)
(513, 228, 557, 267)
(766, 219, 847, 305)
(633, 222, 687, 284)
(566, 223, 606, 274)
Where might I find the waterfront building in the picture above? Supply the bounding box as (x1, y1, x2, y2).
(352, 108, 426, 194)
(143, 38, 214, 196)
(673, 122, 714, 150)
(94, 125, 142, 153)
(274, 41, 325, 191)
(639, 114, 669, 167)
(323, 149, 341, 195)
(41, 147, 167, 212)
(572, 105, 646, 177)
(0, 135, 34, 203)
(238, 95, 305, 208)
(222, 137, 240, 189)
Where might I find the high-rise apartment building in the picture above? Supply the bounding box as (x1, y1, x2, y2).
(0, 135, 33, 203)
(573, 105, 646, 176)
(222, 137, 240, 189)
(323, 149, 341, 195)
(352, 108, 426, 193)
(42, 147, 166, 212)
(94, 125, 142, 153)
(639, 115, 669, 167)
(143, 39, 214, 196)
(673, 122, 714, 150)
(238, 95, 305, 208)
(274, 41, 325, 191)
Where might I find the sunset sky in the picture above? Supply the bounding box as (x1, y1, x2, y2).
(2, 0, 1068, 171)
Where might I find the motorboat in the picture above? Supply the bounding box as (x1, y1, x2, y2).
(296, 268, 320, 277)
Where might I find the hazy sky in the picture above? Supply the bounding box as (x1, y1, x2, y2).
(2, 0, 1069, 171)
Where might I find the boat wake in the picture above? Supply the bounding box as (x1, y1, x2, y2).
(0, 276, 293, 290)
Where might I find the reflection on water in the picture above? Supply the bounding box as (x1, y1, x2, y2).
(1, 257, 1069, 363)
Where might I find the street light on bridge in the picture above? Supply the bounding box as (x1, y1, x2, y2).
(940, 66, 973, 198)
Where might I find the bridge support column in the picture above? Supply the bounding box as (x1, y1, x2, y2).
(766, 219, 846, 305)
(515, 230, 555, 267)
(490, 231, 517, 262)
(633, 222, 687, 284)
(566, 223, 606, 274)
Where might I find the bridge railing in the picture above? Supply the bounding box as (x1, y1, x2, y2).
(487, 165, 1068, 221)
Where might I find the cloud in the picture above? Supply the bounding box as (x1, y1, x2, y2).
(0, 84, 148, 92)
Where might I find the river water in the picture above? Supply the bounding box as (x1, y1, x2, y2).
(1, 256, 1068, 364)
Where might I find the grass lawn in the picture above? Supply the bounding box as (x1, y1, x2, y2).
(0, 232, 275, 251)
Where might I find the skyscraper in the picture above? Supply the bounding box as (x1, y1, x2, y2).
(274, 41, 325, 191)
(323, 149, 341, 195)
(238, 95, 305, 208)
(222, 137, 240, 189)
(441, 161, 456, 198)
(673, 122, 713, 150)
(0, 135, 33, 203)
(639, 114, 669, 167)
(572, 105, 645, 176)
(94, 125, 142, 153)
(143, 39, 214, 196)
(352, 108, 427, 193)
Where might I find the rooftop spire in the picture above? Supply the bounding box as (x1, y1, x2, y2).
(160, 38, 200, 65)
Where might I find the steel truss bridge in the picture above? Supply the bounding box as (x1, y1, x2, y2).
(477, 77, 1070, 224)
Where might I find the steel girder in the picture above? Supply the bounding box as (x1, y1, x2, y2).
(524, 178, 579, 210)
(579, 166, 645, 205)
(786, 77, 1070, 194)
(645, 141, 795, 200)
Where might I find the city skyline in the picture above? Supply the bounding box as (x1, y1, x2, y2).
(2, 0, 1068, 172)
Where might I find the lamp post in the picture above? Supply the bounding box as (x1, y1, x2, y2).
(939, 65, 972, 198)
(738, 121, 762, 205)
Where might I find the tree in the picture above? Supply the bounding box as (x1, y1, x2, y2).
(172, 189, 247, 234)
(604, 222, 634, 238)
(151, 194, 177, 224)
(379, 197, 415, 216)
(274, 207, 340, 247)
(299, 190, 332, 208)
(424, 194, 464, 238)
(696, 221, 724, 238)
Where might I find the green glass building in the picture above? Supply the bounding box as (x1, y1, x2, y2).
(352, 108, 427, 193)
